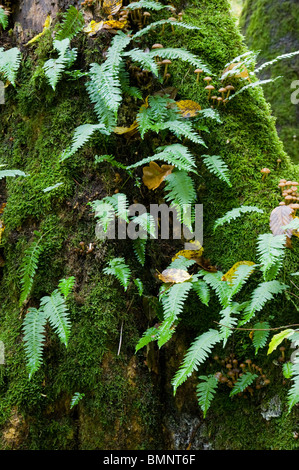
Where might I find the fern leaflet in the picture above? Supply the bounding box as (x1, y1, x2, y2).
(202, 155, 231, 187)
(55, 6, 84, 40)
(213, 205, 263, 232)
(135, 326, 159, 352)
(252, 321, 270, 354)
(256, 233, 286, 281)
(19, 233, 44, 307)
(132, 19, 201, 40)
(229, 372, 258, 397)
(0, 6, 8, 29)
(196, 374, 218, 418)
(22, 307, 47, 380)
(58, 276, 76, 299)
(103, 257, 131, 291)
(70, 392, 85, 409)
(149, 48, 212, 75)
(0, 169, 27, 179)
(60, 123, 107, 162)
(40, 290, 71, 347)
(192, 279, 210, 306)
(0, 47, 21, 86)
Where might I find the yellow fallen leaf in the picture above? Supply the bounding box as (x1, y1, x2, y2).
(221, 261, 255, 285)
(176, 100, 201, 118)
(158, 268, 192, 284)
(103, 19, 127, 29)
(142, 161, 174, 190)
(113, 121, 139, 137)
(83, 20, 104, 36)
(222, 62, 251, 81)
(25, 15, 52, 46)
(102, 0, 122, 15)
(172, 240, 204, 261)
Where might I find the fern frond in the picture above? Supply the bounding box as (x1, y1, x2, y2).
(213, 205, 263, 232)
(0, 6, 9, 29)
(70, 392, 85, 409)
(241, 280, 288, 325)
(43, 38, 77, 90)
(133, 278, 144, 296)
(202, 271, 231, 308)
(40, 290, 71, 347)
(158, 281, 193, 347)
(172, 329, 221, 393)
(123, 49, 159, 77)
(0, 47, 21, 86)
(0, 169, 27, 179)
(228, 263, 256, 298)
(55, 5, 84, 40)
(130, 212, 157, 239)
(202, 155, 231, 187)
(94, 154, 127, 170)
(228, 77, 282, 101)
(132, 19, 201, 40)
(119, 60, 142, 99)
(254, 50, 299, 75)
(219, 305, 239, 346)
(126, 1, 172, 11)
(22, 307, 47, 379)
(60, 123, 107, 162)
(256, 233, 286, 281)
(133, 238, 147, 265)
(58, 276, 76, 299)
(252, 321, 270, 354)
(197, 108, 222, 123)
(288, 356, 299, 412)
(164, 170, 197, 208)
(192, 279, 210, 306)
(149, 48, 212, 75)
(229, 372, 258, 397)
(103, 257, 131, 291)
(135, 326, 159, 352)
(127, 144, 197, 173)
(19, 233, 44, 307)
(196, 374, 218, 418)
(158, 120, 206, 146)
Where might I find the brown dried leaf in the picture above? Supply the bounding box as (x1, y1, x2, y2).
(142, 161, 174, 190)
(158, 268, 192, 284)
(176, 100, 201, 118)
(222, 62, 250, 81)
(270, 205, 293, 239)
(102, 0, 122, 15)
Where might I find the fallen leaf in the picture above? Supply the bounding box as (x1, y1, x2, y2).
(142, 161, 174, 190)
(83, 20, 104, 36)
(221, 261, 255, 284)
(270, 205, 293, 239)
(172, 240, 204, 261)
(176, 100, 201, 118)
(222, 62, 250, 81)
(102, 0, 122, 15)
(158, 268, 192, 284)
(25, 15, 52, 46)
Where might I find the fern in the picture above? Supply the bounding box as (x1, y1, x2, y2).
(196, 374, 218, 418)
(118, 60, 142, 99)
(127, 144, 197, 173)
(256, 233, 286, 281)
(228, 77, 282, 101)
(133, 238, 147, 265)
(43, 38, 77, 91)
(126, 1, 173, 11)
(60, 123, 107, 162)
(70, 392, 85, 409)
(135, 326, 159, 352)
(40, 289, 71, 347)
(123, 49, 159, 77)
(90, 193, 129, 236)
(22, 307, 47, 380)
(149, 48, 212, 75)
(0, 6, 8, 29)
(0, 169, 27, 179)
(202, 271, 231, 308)
(55, 5, 84, 40)
(0, 47, 21, 86)
(103, 257, 131, 291)
(192, 279, 210, 306)
(158, 281, 193, 347)
(132, 19, 201, 40)
(164, 170, 197, 231)
(130, 212, 156, 239)
(202, 155, 231, 187)
(95, 154, 127, 170)
(158, 120, 206, 146)
(213, 205, 264, 232)
(229, 372, 258, 397)
(252, 321, 270, 354)
(218, 304, 239, 346)
(172, 329, 221, 393)
(58, 276, 76, 299)
(254, 50, 299, 75)
(229, 263, 256, 298)
(19, 233, 44, 307)
(241, 280, 288, 325)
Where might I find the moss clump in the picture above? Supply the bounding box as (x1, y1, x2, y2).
(240, 0, 299, 164)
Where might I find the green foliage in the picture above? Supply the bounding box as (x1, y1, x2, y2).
(70, 392, 85, 409)
(164, 170, 197, 229)
(229, 372, 258, 397)
(22, 307, 47, 380)
(148, 48, 212, 75)
(131, 19, 201, 40)
(55, 6, 84, 41)
(192, 279, 210, 306)
(43, 38, 77, 91)
(0, 47, 21, 86)
(213, 205, 264, 232)
(60, 123, 107, 162)
(135, 326, 159, 352)
(283, 362, 293, 380)
(252, 321, 270, 354)
(125, 1, 173, 11)
(267, 328, 294, 355)
(172, 329, 221, 393)
(196, 374, 218, 418)
(19, 232, 45, 307)
(103, 257, 131, 291)
(22, 278, 75, 378)
(241, 280, 288, 325)
(58, 276, 76, 299)
(256, 233, 286, 281)
(0, 169, 27, 179)
(201, 155, 232, 187)
(0, 6, 8, 30)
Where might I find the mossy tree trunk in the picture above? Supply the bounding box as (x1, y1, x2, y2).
(240, 0, 299, 164)
(0, 0, 299, 450)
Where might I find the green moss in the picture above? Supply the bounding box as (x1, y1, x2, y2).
(240, 0, 299, 164)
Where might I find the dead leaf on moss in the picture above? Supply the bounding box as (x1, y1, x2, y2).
(158, 268, 192, 284)
(176, 100, 201, 118)
(102, 0, 122, 15)
(222, 62, 251, 81)
(270, 205, 293, 239)
(142, 161, 174, 190)
(221, 261, 255, 285)
(172, 240, 204, 261)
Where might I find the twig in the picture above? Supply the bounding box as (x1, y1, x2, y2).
(117, 297, 135, 356)
(214, 321, 299, 332)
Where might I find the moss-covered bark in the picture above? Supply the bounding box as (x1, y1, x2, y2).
(240, 0, 299, 164)
(0, 0, 299, 450)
